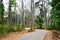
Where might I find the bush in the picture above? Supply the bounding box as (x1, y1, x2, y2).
(36, 24, 44, 29)
(54, 26, 60, 30)
(11, 24, 22, 32)
(46, 26, 53, 30)
(0, 24, 9, 34)
(28, 30, 34, 32)
(46, 25, 60, 30)
(0, 24, 22, 35)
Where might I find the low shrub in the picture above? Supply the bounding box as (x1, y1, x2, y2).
(0, 24, 8, 34)
(46, 25, 60, 30)
(54, 26, 60, 30)
(46, 25, 54, 30)
(11, 24, 22, 32)
(0, 24, 22, 35)
(36, 24, 44, 29)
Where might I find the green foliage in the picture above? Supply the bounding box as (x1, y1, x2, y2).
(0, 0, 4, 24)
(35, 15, 43, 29)
(46, 25, 60, 30)
(0, 24, 22, 35)
(25, 14, 30, 20)
(50, 0, 60, 7)
(11, 24, 22, 32)
(28, 30, 34, 32)
(11, 0, 16, 5)
(36, 24, 43, 29)
(46, 25, 55, 30)
(49, 0, 60, 30)
(0, 24, 9, 34)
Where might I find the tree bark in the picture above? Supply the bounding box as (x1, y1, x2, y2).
(21, 0, 25, 30)
(8, 0, 12, 27)
(30, 0, 35, 31)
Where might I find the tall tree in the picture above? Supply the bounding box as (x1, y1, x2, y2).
(30, 0, 35, 31)
(8, 0, 12, 27)
(25, 10, 31, 27)
(35, 0, 48, 29)
(12, 0, 17, 24)
(35, 0, 44, 28)
(21, 0, 25, 30)
(35, 15, 43, 29)
(44, 1, 48, 29)
(0, 0, 4, 24)
(50, 0, 60, 30)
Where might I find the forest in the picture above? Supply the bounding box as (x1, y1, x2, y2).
(0, 0, 60, 40)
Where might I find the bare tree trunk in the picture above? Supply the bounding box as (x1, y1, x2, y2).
(30, 0, 35, 31)
(14, 3, 17, 24)
(21, 0, 25, 30)
(32, 0, 35, 30)
(8, 0, 12, 27)
(44, 2, 47, 29)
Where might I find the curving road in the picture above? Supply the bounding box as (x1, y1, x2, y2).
(14, 30, 47, 40)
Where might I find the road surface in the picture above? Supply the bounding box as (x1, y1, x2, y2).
(14, 30, 47, 40)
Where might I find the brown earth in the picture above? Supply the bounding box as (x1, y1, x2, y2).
(0, 30, 28, 40)
(45, 30, 60, 40)
(45, 30, 53, 40)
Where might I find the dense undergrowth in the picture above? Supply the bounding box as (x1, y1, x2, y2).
(0, 24, 22, 35)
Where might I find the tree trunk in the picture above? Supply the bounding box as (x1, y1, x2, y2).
(21, 0, 25, 30)
(8, 0, 12, 27)
(30, 0, 35, 31)
(14, 3, 17, 24)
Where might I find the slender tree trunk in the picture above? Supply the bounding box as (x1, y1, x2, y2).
(21, 0, 25, 30)
(32, 0, 35, 30)
(14, 3, 16, 23)
(30, 0, 35, 31)
(44, 2, 47, 29)
(8, 0, 12, 27)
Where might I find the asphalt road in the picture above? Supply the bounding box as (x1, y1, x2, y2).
(14, 30, 47, 40)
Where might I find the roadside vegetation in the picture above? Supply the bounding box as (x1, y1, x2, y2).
(0, 0, 60, 40)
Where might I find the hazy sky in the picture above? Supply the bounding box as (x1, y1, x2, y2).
(3, 0, 39, 15)
(3, 0, 52, 16)
(3, 0, 38, 11)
